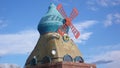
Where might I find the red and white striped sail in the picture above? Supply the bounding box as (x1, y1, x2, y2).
(57, 4, 80, 39)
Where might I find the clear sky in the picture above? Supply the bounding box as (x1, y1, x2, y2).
(0, 0, 120, 68)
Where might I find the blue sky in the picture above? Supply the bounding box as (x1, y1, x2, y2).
(0, 0, 120, 68)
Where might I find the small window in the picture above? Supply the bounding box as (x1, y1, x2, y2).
(63, 54, 73, 62)
(30, 56, 37, 66)
(63, 34, 70, 42)
(74, 56, 84, 63)
(41, 56, 51, 64)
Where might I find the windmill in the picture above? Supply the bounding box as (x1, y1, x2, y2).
(57, 4, 80, 39)
(25, 3, 96, 68)
(25, 3, 85, 67)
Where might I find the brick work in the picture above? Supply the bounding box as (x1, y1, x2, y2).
(26, 62, 96, 68)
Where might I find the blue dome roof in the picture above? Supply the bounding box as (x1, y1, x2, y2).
(38, 3, 64, 35)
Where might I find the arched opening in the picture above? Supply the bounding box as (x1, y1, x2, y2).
(41, 56, 51, 64)
(74, 56, 84, 63)
(30, 56, 37, 66)
(63, 54, 73, 62)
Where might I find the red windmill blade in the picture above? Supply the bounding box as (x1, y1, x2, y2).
(57, 4, 68, 36)
(69, 8, 79, 21)
(65, 18, 80, 39)
(69, 22, 80, 39)
(57, 4, 67, 18)
(69, 8, 80, 39)
(57, 24, 68, 36)
(57, 4, 80, 39)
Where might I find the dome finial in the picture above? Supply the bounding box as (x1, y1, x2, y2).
(49, 3, 56, 9)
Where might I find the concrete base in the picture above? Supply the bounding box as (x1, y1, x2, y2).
(26, 62, 96, 68)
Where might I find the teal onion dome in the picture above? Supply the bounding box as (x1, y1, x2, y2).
(38, 3, 70, 35)
(38, 3, 64, 35)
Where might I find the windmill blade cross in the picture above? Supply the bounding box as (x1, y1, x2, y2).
(57, 4, 80, 39)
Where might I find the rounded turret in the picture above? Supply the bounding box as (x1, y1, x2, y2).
(38, 3, 64, 35)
